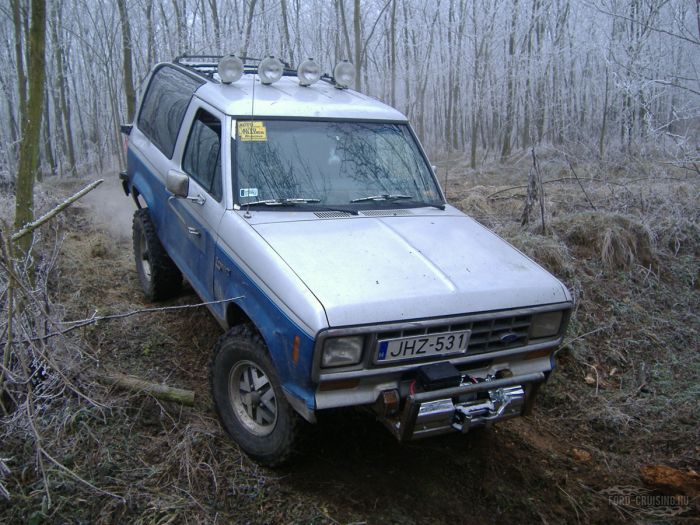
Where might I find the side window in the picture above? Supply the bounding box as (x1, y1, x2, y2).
(182, 109, 222, 201)
(137, 67, 203, 159)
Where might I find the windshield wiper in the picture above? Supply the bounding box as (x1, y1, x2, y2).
(350, 194, 414, 203)
(245, 197, 321, 206)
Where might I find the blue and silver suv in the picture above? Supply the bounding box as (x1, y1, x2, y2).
(121, 55, 572, 465)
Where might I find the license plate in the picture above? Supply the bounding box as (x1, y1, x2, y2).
(376, 330, 471, 363)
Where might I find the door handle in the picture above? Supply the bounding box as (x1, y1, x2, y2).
(187, 193, 206, 205)
(187, 227, 201, 237)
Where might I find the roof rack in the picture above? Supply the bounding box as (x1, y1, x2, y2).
(172, 55, 336, 86)
(173, 55, 292, 81)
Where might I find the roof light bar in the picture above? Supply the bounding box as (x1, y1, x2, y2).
(218, 55, 244, 84)
(297, 58, 321, 86)
(333, 60, 355, 89)
(259, 56, 284, 85)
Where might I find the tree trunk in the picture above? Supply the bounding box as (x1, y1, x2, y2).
(599, 65, 609, 158)
(353, 0, 361, 90)
(241, 0, 257, 58)
(51, 0, 76, 175)
(338, 0, 353, 60)
(171, 0, 187, 55)
(280, 0, 293, 64)
(41, 85, 55, 179)
(500, 0, 518, 161)
(11, 0, 27, 131)
(389, 0, 396, 106)
(14, 0, 47, 256)
(146, 0, 156, 68)
(402, 0, 411, 115)
(207, 0, 221, 53)
(117, 0, 136, 123)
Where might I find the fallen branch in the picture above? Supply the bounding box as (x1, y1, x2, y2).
(11, 179, 104, 242)
(532, 148, 547, 234)
(486, 176, 634, 199)
(100, 372, 195, 406)
(0, 457, 10, 501)
(566, 157, 597, 211)
(0, 296, 244, 345)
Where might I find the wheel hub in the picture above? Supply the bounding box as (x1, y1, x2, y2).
(139, 231, 151, 280)
(229, 360, 278, 436)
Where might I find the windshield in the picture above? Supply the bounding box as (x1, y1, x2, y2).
(234, 120, 442, 208)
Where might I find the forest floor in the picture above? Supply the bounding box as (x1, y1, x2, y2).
(1, 153, 699, 524)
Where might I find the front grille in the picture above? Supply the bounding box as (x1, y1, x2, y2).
(376, 314, 532, 356)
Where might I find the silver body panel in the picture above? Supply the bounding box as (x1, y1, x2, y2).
(216, 211, 329, 335)
(196, 76, 408, 121)
(247, 205, 570, 328)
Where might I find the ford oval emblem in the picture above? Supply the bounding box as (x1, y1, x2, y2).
(500, 332, 519, 344)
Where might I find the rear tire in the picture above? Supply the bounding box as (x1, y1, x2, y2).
(210, 325, 299, 466)
(132, 208, 182, 301)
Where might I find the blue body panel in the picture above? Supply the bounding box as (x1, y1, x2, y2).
(214, 245, 316, 409)
(127, 148, 317, 410)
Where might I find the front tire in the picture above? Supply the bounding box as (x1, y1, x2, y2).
(210, 325, 299, 466)
(132, 209, 182, 301)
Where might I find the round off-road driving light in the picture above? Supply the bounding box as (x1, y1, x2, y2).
(297, 58, 321, 86)
(333, 60, 355, 89)
(218, 55, 244, 84)
(259, 56, 284, 85)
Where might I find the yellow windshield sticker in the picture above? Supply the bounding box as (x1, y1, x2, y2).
(237, 121, 267, 141)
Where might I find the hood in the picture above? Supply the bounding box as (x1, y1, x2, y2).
(251, 213, 569, 327)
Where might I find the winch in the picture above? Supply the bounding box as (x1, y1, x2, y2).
(381, 371, 544, 441)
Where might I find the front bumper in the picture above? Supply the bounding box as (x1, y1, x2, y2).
(389, 371, 544, 440)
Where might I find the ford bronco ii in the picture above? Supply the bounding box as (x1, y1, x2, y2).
(120, 55, 572, 465)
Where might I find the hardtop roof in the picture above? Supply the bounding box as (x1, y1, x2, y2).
(163, 61, 408, 121)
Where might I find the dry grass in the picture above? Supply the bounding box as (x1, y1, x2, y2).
(449, 152, 699, 509)
(499, 225, 574, 277)
(551, 211, 656, 271)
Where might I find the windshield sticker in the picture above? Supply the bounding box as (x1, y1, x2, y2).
(237, 121, 267, 141)
(239, 188, 259, 198)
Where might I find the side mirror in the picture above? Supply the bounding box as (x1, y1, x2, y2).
(166, 169, 189, 197)
(431, 165, 437, 173)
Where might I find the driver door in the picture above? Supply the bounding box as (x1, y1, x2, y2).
(167, 103, 226, 301)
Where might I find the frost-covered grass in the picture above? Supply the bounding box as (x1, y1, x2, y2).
(450, 152, 700, 481)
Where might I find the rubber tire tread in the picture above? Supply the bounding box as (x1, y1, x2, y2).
(210, 324, 299, 467)
(132, 208, 182, 301)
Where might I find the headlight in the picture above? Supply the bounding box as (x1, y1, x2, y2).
(530, 311, 563, 339)
(322, 336, 364, 367)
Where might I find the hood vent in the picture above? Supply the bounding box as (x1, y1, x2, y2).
(314, 211, 354, 219)
(360, 209, 413, 217)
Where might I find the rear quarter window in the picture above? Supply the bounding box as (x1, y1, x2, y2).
(137, 66, 203, 159)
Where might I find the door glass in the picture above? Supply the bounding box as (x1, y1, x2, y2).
(183, 109, 222, 201)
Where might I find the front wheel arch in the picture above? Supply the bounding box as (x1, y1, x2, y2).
(210, 324, 300, 466)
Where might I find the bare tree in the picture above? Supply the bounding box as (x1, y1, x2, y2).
(14, 0, 47, 256)
(117, 0, 136, 122)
